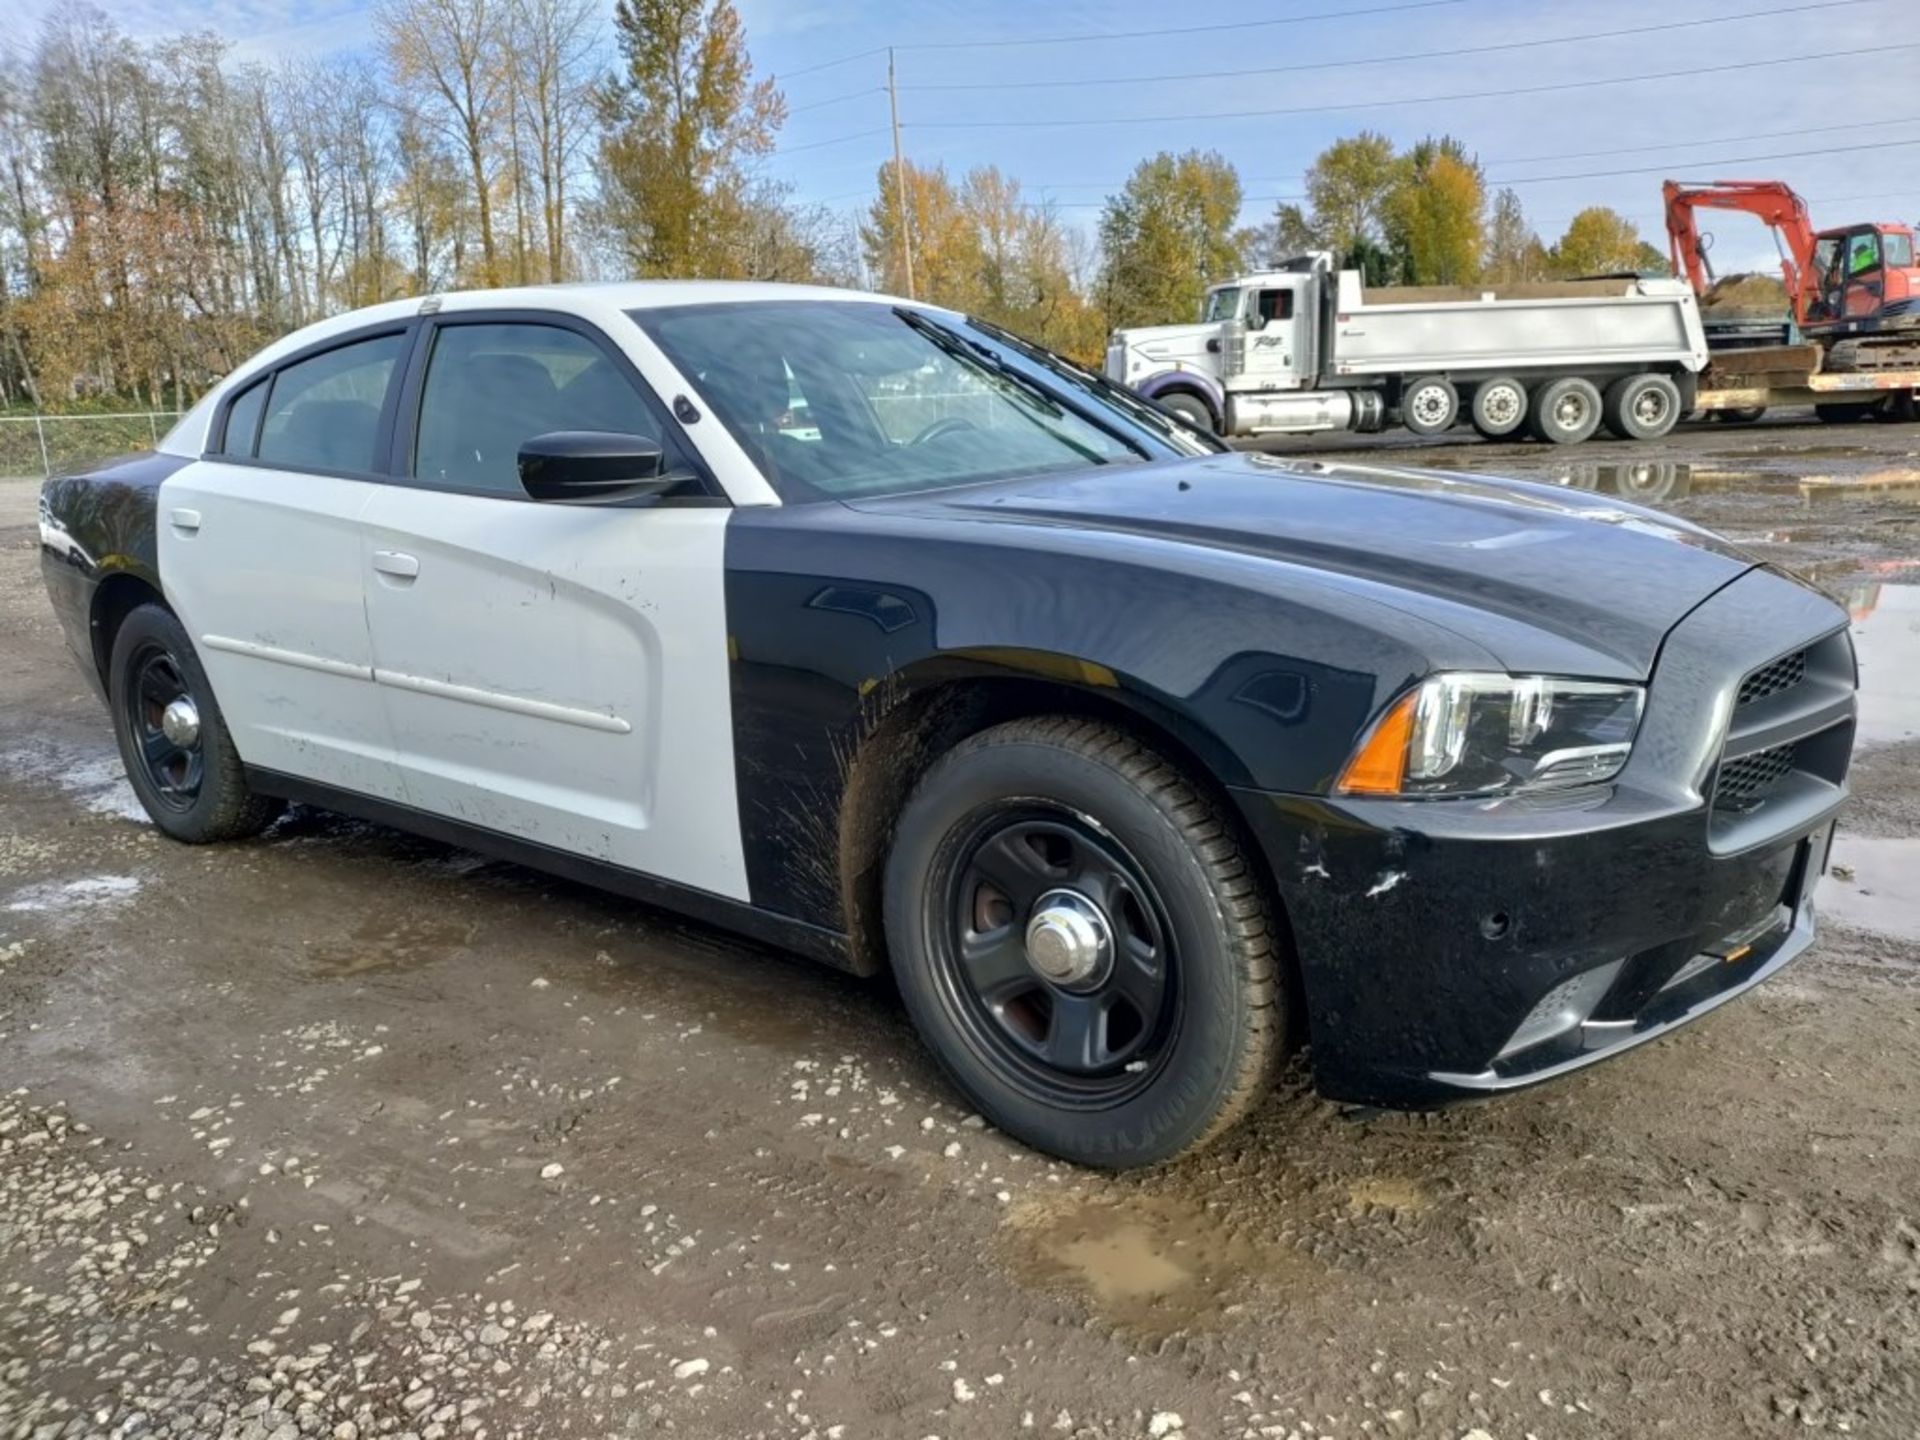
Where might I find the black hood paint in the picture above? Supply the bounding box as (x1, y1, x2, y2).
(852, 451, 1758, 677)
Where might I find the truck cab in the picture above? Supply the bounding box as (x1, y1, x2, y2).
(1201, 271, 1318, 396)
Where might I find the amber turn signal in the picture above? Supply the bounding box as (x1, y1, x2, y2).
(1336, 691, 1418, 795)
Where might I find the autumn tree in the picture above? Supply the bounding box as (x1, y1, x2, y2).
(861, 160, 982, 307)
(1549, 206, 1667, 277)
(378, 0, 507, 285)
(1303, 131, 1397, 263)
(1381, 136, 1484, 285)
(1097, 150, 1246, 328)
(1485, 187, 1547, 284)
(596, 0, 786, 279)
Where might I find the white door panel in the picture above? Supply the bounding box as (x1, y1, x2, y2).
(156, 461, 406, 799)
(361, 486, 746, 900)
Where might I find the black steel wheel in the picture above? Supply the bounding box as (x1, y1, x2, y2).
(121, 642, 205, 811)
(108, 603, 283, 843)
(884, 717, 1284, 1168)
(934, 807, 1178, 1103)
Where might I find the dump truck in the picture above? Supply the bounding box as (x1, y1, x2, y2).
(1105, 251, 1711, 445)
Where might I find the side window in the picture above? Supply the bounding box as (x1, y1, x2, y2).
(1253, 289, 1293, 326)
(413, 322, 670, 494)
(220, 376, 268, 456)
(1847, 232, 1881, 276)
(1885, 233, 1914, 269)
(257, 334, 404, 473)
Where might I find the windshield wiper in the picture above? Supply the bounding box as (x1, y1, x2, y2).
(967, 314, 1229, 454)
(891, 307, 1151, 461)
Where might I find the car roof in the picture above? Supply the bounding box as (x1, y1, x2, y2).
(160, 280, 923, 458)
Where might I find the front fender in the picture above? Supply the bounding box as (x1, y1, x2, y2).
(723, 503, 1474, 932)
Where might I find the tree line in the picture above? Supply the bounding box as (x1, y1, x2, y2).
(0, 0, 1673, 410)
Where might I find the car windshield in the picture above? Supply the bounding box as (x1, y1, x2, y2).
(633, 300, 1212, 502)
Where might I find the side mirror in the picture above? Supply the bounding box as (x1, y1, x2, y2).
(518, 431, 673, 503)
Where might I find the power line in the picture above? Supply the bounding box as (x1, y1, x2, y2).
(1492, 137, 1920, 187)
(768, 126, 889, 157)
(902, 43, 1920, 130)
(896, 0, 1471, 52)
(901, 0, 1882, 92)
(786, 86, 884, 116)
(772, 0, 1472, 91)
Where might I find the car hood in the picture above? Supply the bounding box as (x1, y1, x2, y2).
(851, 451, 1760, 678)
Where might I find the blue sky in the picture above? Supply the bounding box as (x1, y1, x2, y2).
(15, 0, 1920, 272)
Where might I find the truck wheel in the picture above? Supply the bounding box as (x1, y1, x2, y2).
(1158, 392, 1216, 435)
(1601, 373, 1682, 442)
(1400, 376, 1458, 437)
(1469, 377, 1528, 439)
(1815, 401, 1881, 424)
(1718, 406, 1767, 424)
(883, 717, 1283, 1169)
(1527, 377, 1603, 445)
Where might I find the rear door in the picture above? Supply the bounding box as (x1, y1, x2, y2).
(157, 328, 411, 799)
(359, 312, 748, 898)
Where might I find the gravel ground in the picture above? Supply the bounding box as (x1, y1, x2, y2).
(2, 410, 1918, 1440)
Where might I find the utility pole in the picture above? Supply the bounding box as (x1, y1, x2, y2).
(887, 47, 916, 300)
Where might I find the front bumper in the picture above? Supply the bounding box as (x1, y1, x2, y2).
(1232, 565, 1854, 1109)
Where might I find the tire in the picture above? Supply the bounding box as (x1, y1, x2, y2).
(1886, 391, 1919, 424)
(1526, 377, 1603, 445)
(1601, 373, 1683, 442)
(1718, 406, 1767, 424)
(1400, 375, 1458, 437)
(108, 603, 282, 843)
(1815, 401, 1881, 424)
(1468, 376, 1528, 440)
(883, 717, 1283, 1168)
(1157, 391, 1216, 435)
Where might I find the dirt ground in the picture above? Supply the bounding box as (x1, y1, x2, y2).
(3, 410, 1918, 1440)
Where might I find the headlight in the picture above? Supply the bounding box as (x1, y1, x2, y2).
(1337, 673, 1644, 797)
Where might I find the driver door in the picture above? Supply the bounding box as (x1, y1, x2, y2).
(359, 313, 748, 899)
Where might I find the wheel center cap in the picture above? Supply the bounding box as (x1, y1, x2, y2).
(1024, 889, 1113, 989)
(160, 696, 200, 748)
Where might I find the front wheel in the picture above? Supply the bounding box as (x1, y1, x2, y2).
(1157, 391, 1217, 435)
(883, 718, 1284, 1168)
(108, 603, 282, 843)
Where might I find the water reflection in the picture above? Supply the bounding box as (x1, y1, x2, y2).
(1845, 581, 1920, 747)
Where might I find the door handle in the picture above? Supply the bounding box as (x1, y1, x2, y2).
(169, 507, 201, 533)
(372, 550, 420, 581)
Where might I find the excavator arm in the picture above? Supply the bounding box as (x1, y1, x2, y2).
(1663, 180, 1821, 327)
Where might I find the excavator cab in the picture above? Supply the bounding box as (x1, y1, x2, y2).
(1808, 224, 1919, 332)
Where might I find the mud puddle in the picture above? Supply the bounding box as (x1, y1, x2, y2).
(1004, 1191, 1318, 1335)
(306, 912, 477, 976)
(1847, 581, 1920, 747)
(1822, 837, 1920, 942)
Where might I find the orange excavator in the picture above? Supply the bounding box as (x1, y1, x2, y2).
(1663, 179, 1920, 422)
(1664, 179, 1920, 350)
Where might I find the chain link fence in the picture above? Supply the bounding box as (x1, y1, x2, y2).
(0, 411, 182, 480)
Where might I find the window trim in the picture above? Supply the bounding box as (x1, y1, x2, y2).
(389, 308, 726, 506)
(204, 321, 420, 482)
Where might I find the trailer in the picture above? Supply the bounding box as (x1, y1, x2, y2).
(1106, 251, 1711, 444)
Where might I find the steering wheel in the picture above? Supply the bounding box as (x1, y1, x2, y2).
(910, 416, 977, 446)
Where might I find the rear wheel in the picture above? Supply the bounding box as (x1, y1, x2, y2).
(883, 718, 1283, 1168)
(1718, 406, 1768, 424)
(108, 603, 282, 843)
(1400, 376, 1459, 437)
(1469, 376, 1528, 440)
(1527, 377, 1603, 445)
(1158, 391, 1216, 435)
(1601, 373, 1682, 442)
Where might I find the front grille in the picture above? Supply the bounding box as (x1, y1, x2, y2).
(1715, 742, 1797, 812)
(1737, 649, 1806, 707)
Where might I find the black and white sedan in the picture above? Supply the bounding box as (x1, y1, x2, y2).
(39, 283, 1856, 1167)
